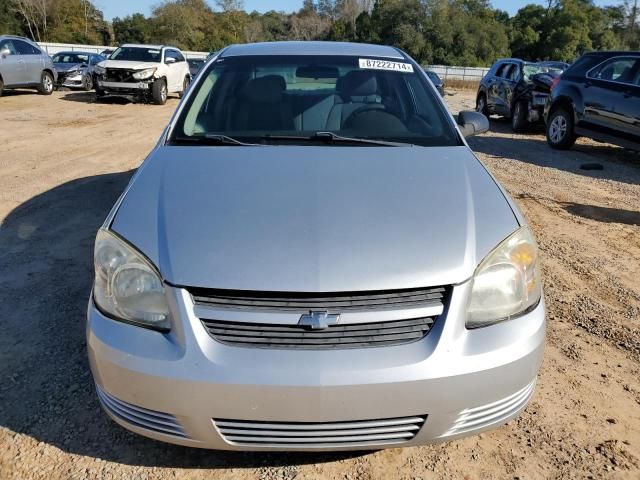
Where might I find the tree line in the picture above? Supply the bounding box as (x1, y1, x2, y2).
(1, 0, 639, 66)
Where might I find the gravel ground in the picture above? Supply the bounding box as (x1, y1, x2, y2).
(1, 88, 639, 479)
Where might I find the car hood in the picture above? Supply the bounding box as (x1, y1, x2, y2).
(98, 60, 158, 70)
(54, 63, 85, 72)
(111, 146, 519, 292)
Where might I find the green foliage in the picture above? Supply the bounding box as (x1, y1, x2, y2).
(112, 13, 151, 45)
(0, 0, 23, 35)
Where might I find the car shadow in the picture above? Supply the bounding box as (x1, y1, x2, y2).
(0, 170, 366, 469)
(469, 120, 640, 185)
(59, 91, 132, 104)
(0, 89, 40, 97)
(561, 202, 640, 226)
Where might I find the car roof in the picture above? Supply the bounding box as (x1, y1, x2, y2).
(221, 41, 405, 59)
(54, 51, 99, 56)
(582, 50, 640, 56)
(120, 44, 178, 51)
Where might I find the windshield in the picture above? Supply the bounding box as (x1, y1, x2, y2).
(523, 63, 566, 81)
(110, 47, 161, 63)
(52, 53, 89, 64)
(425, 71, 440, 83)
(170, 55, 460, 147)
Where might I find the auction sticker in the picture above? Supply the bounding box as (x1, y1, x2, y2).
(359, 58, 414, 73)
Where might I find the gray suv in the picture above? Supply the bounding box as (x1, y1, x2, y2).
(0, 35, 57, 97)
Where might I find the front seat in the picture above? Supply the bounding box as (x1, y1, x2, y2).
(325, 71, 384, 130)
(232, 75, 294, 131)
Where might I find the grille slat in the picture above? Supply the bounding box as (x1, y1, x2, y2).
(218, 425, 420, 437)
(96, 385, 188, 439)
(202, 317, 435, 349)
(190, 286, 445, 312)
(214, 416, 426, 448)
(205, 323, 431, 339)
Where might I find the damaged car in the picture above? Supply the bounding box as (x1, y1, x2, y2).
(476, 58, 567, 132)
(94, 44, 190, 105)
(52, 51, 105, 91)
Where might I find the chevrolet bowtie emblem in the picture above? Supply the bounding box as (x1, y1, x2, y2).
(298, 311, 340, 330)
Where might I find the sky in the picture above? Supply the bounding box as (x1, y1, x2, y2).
(97, 0, 614, 21)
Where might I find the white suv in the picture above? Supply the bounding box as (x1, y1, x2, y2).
(94, 44, 190, 105)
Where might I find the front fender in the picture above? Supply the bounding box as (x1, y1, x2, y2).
(548, 85, 583, 124)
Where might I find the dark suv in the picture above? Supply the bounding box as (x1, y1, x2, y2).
(545, 51, 640, 151)
(476, 58, 566, 132)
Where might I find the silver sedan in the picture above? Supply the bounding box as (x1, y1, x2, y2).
(87, 41, 545, 451)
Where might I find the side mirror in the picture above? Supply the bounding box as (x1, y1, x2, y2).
(457, 110, 489, 138)
(0, 48, 11, 59)
(165, 57, 176, 65)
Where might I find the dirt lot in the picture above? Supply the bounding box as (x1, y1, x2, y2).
(1, 88, 639, 480)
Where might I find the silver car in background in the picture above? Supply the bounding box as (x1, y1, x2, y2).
(53, 51, 106, 91)
(88, 41, 545, 451)
(0, 35, 56, 96)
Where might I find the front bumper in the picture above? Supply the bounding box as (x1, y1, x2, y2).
(87, 282, 545, 451)
(57, 73, 86, 89)
(96, 79, 151, 95)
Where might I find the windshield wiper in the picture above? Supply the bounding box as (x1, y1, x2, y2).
(171, 134, 263, 146)
(203, 134, 263, 146)
(263, 132, 414, 147)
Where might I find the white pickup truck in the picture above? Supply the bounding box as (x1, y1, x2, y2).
(94, 44, 191, 105)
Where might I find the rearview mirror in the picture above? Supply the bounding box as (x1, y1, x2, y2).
(457, 110, 489, 138)
(165, 57, 176, 64)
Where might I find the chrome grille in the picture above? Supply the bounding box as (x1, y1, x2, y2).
(201, 316, 436, 349)
(214, 416, 426, 448)
(189, 286, 446, 312)
(96, 385, 188, 438)
(442, 380, 536, 437)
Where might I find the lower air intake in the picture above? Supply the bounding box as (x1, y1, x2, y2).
(214, 415, 427, 448)
(96, 385, 188, 439)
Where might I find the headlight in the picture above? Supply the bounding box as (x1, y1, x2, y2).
(466, 226, 542, 328)
(93, 229, 170, 331)
(94, 65, 105, 75)
(132, 68, 157, 80)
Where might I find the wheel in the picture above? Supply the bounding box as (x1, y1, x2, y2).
(178, 76, 190, 99)
(83, 74, 94, 91)
(511, 101, 528, 133)
(152, 78, 167, 105)
(38, 71, 54, 95)
(546, 107, 576, 150)
(476, 93, 488, 116)
(0, 77, 4, 97)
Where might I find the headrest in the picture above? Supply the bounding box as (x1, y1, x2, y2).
(241, 75, 286, 103)
(338, 71, 378, 98)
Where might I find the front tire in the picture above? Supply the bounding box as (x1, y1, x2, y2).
(84, 74, 94, 91)
(511, 101, 528, 133)
(547, 107, 576, 150)
(152, 78, 167, 105)
(178, 76, 190, 99)
(0, 77, 4, 97)
(38, 71, 54, 95)
(476, 93, 488, 116)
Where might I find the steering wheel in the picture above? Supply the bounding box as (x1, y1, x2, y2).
(343, 105, 406, 133)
